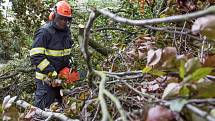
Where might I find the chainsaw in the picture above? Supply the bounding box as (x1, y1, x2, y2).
(58, 66, 80, 84)
(58, 57, 80, 84)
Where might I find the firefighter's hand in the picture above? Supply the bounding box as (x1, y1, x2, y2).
(43, 77, 62, 87)
(51, 79, 62, 87)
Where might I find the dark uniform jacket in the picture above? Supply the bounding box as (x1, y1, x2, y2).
(30, 22, 73, 81)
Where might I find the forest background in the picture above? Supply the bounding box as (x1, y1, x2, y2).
(1, 0, 215, 121)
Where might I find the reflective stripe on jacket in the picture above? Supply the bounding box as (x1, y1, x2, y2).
(30, 22, 73, 81)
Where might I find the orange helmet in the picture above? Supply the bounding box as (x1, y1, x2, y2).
(55, 1, 72, 17)
(49, 1, 72, 21)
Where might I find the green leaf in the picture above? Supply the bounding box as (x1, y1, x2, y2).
(194, 82, 215, 98)
(210, 109, 215, 118)
(150, 69, 166, 76)
(179, 60, 185, 79)
(167, 99, 188, 112)
(179, 85, 190, 97)
(190, 67, 213, 82)
(185, 58, 201, 75)
(142, 66, 166, 76)
(143, 66, 152, 73)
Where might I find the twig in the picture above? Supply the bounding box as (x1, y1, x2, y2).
(122, 81, 163, 102)
(80, 99, 97, 121)
(92, 104, 100, 121)
(186, 104, 215, 121)
(162, 26, 190, 31)
(105, 71, 142, 76)
(117, 52, 130, 71)
(200, 38, 206, 62)
(60, 85, 89, 96)
(173, 26, 177, 48)
(188, 98, 215, 103)
(178, 21, 187, 52)
(103, 90, 127, 121)
(144, 25, 189, 34)
(105, 70, 144, 80)
(110, 74, 144, 80)
(105, 70, 181, 80)
(95, 70, 127, 121)
(93, 27, 136, 35)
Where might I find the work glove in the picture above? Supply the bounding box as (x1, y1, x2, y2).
(51, 78, 62, 87)
(43, 78, 62, 87)
(43, 71, 62, 87)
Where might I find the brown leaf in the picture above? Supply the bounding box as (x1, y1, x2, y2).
(135, 38, 145, 46)
(143, 36, 155, 40)
(166, 76, 180, 83)
(147, 49, 162, 66)
(138, 41, 155, 54)
(202, 54, 215, 67)
(192, 15, 215, 39)
(208, 0, 215, 4)
(126, 48, 138, 60)
(162, 47, 177, 61)
(160, 47, 177, 68)
(139, 0, 145, 13)
(147, 83, 160, 92)
(138, 50, 146, 60)
(177, 0, 197, 12)
(146, 105, 174, 121)
(147, 49, 156, 66)
(135, 36, 155, 45)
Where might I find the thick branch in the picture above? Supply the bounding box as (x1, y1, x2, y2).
(95, 70, 111, 121)
(15, 100, 79, 121)
(79, 25, 112, 56)
(89, 39, 113, 56)
(83, 11, 99, 73)
(97, 6, 215, 25)
(103, 90, 127, 121)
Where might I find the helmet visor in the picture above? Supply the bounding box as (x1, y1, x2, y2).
(56, 13, 72, 22)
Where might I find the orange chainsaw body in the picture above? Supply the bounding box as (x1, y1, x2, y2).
(58, 67, 80, 84)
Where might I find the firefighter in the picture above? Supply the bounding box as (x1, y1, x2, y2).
(30, 1, 73, 110)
